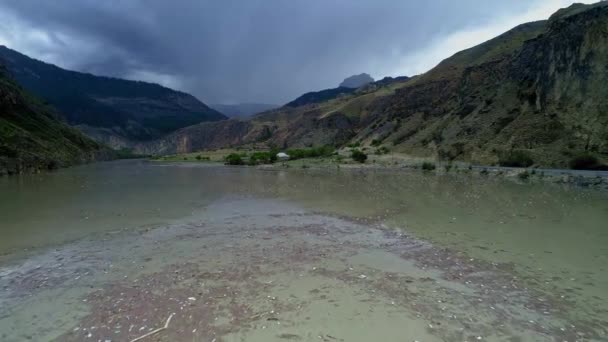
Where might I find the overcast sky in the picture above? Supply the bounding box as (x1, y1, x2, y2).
(0, 0, 595, 105)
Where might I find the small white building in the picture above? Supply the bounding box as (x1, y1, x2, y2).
(276, 152, 290, 161)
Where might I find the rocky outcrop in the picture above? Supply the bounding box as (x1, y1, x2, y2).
(339, 73, 374, 88)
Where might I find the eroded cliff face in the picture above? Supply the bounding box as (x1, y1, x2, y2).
(353, 2, 608, 166)
(514, 4, 608, 155)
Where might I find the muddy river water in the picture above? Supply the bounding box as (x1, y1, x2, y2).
(0, 160, 607, 341)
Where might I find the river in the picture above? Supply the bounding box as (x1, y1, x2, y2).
(0, 160, 606, 341)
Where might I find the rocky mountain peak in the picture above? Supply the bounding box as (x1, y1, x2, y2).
(339, 73, 374, 88)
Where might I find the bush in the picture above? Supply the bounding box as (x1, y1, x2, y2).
(225, 153, 245, 165)
(421, 162, 436, 171)
(371, 139, 382, 147)
(195, 155, 202, 160)
(499, 150, 534, 167)
(248, 151, 278, 165)
(569, 154, 608, 170)
(286, 146, 334, 160)
(351, 149, 368, 163)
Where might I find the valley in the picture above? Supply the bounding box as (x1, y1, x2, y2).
(1, 3, 608, 342)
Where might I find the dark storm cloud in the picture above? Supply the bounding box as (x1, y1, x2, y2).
(0, 1, 539, 104)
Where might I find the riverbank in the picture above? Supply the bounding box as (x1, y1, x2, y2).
(152, 149, 608, 191)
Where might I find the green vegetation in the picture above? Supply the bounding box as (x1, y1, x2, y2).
(421, 162, 436, 171)
(499, 151, 534, 168)
(286, 146, 334, 160)
(518, 170, 531, 180)
(351, 150, 368, 163)
(248, 150, 278, 165)
(224, 153, 245, 165)
(569, 154, 608, 171)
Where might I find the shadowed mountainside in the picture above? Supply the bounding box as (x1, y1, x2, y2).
(0, 66, 111, 176)
(0, 46, 226, 147)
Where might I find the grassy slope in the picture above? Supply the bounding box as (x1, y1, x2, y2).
(0, 68, 110, 175)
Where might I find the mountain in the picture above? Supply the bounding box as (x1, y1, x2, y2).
(210, 103, 278, 119)
(135, 76, 411, 154)
(0, 46, 226, 147)
(0, 66, 111, 176)
(284, 87, 357, 107)
(368, 2, 608, 166)
(339, 73, 374, 88)
(136, 2, 608, 168)
(285, 76, 410, 108)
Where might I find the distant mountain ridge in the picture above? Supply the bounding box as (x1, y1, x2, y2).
(284, 87, 357, 108)
(284, 75, 409, 108)
(0, 46, 226, 147)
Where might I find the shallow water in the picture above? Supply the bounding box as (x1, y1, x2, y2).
(0, 160, 607, 341)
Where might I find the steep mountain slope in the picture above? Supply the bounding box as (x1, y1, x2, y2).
(0, 46, 226, 147)
(138, 2, 608, 168)
(0, 66, 110, 176)
(367, 2, 608, 166)
(210, 103, 278, 119)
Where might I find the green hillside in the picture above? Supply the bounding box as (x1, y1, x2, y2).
(0, 66, 110, 175)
